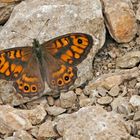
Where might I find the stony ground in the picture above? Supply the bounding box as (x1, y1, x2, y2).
(0, 0, 140, 140)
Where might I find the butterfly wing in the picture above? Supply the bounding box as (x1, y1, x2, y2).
(41, 51, 77, 91)
(42, 33, 93, 66)
(0, 47, 32, 80)
(0, 47, 44, 96)
(41, 33, 93, 91)
(13, 53, 45, 96)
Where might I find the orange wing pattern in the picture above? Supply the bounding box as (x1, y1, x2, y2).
(0, 47, 32, 80)
(13, 54, 45, 96)
(41, 33, 93, 91)
(41, 33, 93, 66)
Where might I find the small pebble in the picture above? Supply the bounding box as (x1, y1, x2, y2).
(130, 95, 140, 106)
(75, 88, 83, 96)
(54, 98, 61, 107)
(46, 105, 66, 116)
(97, 87, 108, 97)
(47, 96, 54, 106)
(60, 91, 77, 109)
(97, 96, 113, 105)
(108, 85, 120, 97)
(134, 111, 140, 121)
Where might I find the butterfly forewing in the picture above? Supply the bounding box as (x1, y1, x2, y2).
(41, 33, 93, 66)
(0, 47, 32, 80)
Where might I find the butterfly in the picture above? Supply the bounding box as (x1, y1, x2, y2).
(0, 33, 93, 96)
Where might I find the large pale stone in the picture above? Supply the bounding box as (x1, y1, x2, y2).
(102, 0, 137, 43)
(0, 0, 105, 105)
(84, 67, 139, 95)
(0, 104, 46, 135)
(116, 51, 140, 68)
(55, 106, 132, 140)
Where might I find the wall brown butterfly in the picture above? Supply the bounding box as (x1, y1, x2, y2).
(0, 33, 93, 96)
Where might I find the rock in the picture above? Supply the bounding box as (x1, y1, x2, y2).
(85, 67, 139, 94)
(102, 0, 137, 43)
(5, 137, 20, 140)
(0, 104, 47, 135)
(60, 91, 77, 108)
(0, 105, 32, 135)
(134, 111, 140, 121)
(13, 130, 34, 140)
(38, 120, 59, 138)
(111, 96, 133, 115)
(97, 86, 108, 96)
(130, 95, 140, 107)
(97, 96, 113, 105)
(75, 88, 83, 96)
(136, 3, 140, 21)
(108, 85, 120, 97)
(130, 137, 140, 140)
(47, 96, 54, 106)
(55, 106, 132, 140)
(0, 0, 22, 3)
(116, 51, 140, 68)
(5, 130, 34, 140)
(25, 105, 47, 125)
(0, 2, 14, 25)
(79, 94, 94, 107)
(0, 119, 13, 135)
(0, 0, 105, 104)
(79, 98, 94, 107)
(25, 97, 47, 109)
(46, 105, 66, 116)
(54, 98, 61, 107)
(29, 126, 39, 139)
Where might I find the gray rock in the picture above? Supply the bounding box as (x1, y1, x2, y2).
(130, 95, 140, 107)
(136, 3, 140, 21)
(55, 106, 132, 140)
(134, 111, 140, 121)
(116, 51, 140, 68)
(0, 0, 105, 104)
(5, 130, 34, 140)
(0, 105, 32, 135)
(97, 86, 108, 96)
(84, 67, 139, 94)
(97, 95, 113, 105)
(108, 85, 120, 97)
(46, 105, 66, 116)
(25, 105, 47, 125)
(0, 104, 47, 135)
(38, 120, 59, 138)
(60, 91, 77, 108)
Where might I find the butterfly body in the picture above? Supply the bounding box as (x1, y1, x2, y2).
(0, 33, 93, 96)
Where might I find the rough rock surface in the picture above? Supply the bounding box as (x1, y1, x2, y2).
(55, 106, 132, 140)
(0, 0, 140, 140)
(0, 0, 105, 105)
(102, 0, 137, 43)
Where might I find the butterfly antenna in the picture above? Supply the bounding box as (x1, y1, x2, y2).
(11, 30, 33, 40)
(36, 19, 50, 40)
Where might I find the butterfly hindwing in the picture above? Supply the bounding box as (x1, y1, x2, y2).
(42, 51, 77, 91)
(41, 33, 93, 66)
(13, 53, 45, 96)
